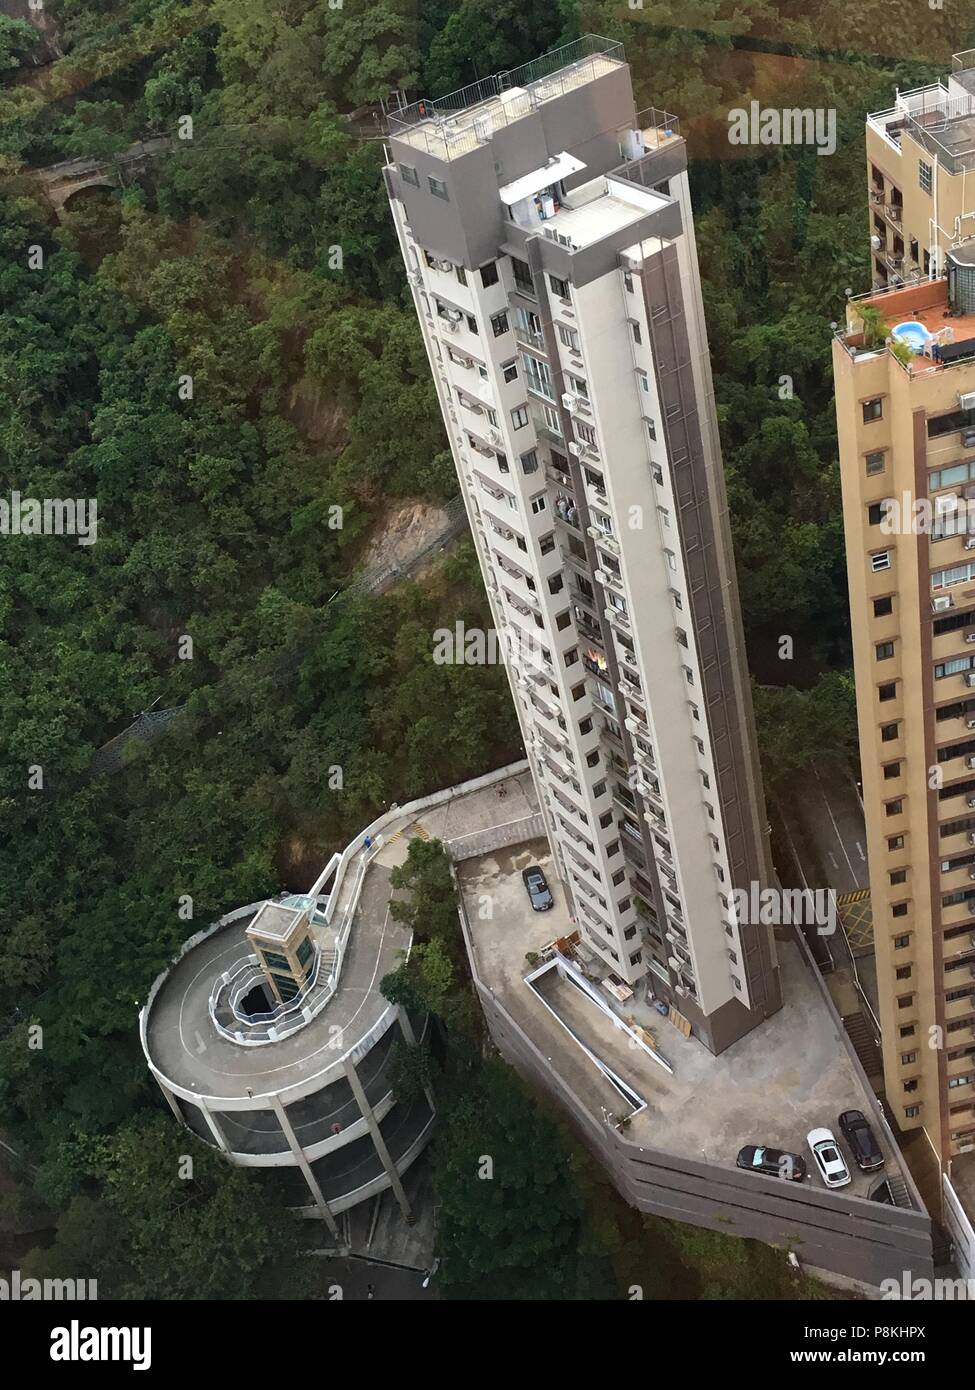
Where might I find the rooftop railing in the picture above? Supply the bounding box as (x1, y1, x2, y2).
(388, 35, 625, 157)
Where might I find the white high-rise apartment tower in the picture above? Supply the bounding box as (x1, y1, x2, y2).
(384, 36, 781, 1052)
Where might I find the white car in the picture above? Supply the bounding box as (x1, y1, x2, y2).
(807, 1127, 852, 1188)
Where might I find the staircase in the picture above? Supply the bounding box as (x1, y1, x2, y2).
(842, 1011, 883, 1080)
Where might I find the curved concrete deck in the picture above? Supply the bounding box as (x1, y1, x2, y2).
(145, 859, 409, 1104)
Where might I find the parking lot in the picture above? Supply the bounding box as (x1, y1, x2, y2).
(458, 838, 915, 1204)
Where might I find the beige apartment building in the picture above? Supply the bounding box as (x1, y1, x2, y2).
(834, 51, 975, 1243)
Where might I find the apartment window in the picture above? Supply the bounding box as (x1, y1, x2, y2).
(542, 404, 562, 435)
(455, 264, 468, 286)
(549, 274, 570, 299)
(890, 869, 907, 885)
(884, 761, 901, 780)
(862, 397, 884, 423)
(631, 321, 643, 345)
(949, 1073, 975, 1088)
(495, 451, 509, 473)
(530, 494, 547, 515)
(910, 237, 919, 263)
(871, 551, 891, 572)
(636, 369, 650, 395)
(897, 993, 914, 1009)
(491, 311, 509, 337)
(398, 163, 420, 186)
(894, 933, 910, 948)
(511, 257, 533, 294)
(899, 1024, 915, 1038)
(874, 595, 893, 617)
(885, 798, 904, 816)
(548, 573, 564, 595)
(919, 159, 933, 194)
(892, 904, 908, 920)
(564, 647, 579, 668)
(510, 405, 529, 430)
(539, 533, 555, 556)
(498, 361, 517, 386)
(881, 721, 898, 741)
(646, 419, 657, 442)
(523, 354, 554, 399)
(567, 374, 588, 399)
(905, 1105, 920, 1118)
(599, 811, 613, 829)
(465, 313, 478, 334)
(479, 261, 499, 287)
(876, 640, 894, 661)
(879, 682, 897, 702)
(558, 323, 580, 352)
(623, 272, 634, 293)
(868, 500, 890, 526)
(865, 450, 886, 475)
(518, 449, 538, 475)
(428, 175, 449, 200)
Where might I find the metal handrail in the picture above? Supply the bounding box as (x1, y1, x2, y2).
(390, 35, 623, 131)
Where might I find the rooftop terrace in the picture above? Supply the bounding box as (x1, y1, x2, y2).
(389, 34, 626, 161)
(839, 278, 975, 376)
(868, 52, 975, 175)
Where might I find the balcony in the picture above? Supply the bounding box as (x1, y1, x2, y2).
(515, 325, 546, 353)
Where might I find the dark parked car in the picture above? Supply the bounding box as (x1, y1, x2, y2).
(522, 866, 553, 911)
(736, 1145, 807, 1183)
(838, 1109, 885, 1173)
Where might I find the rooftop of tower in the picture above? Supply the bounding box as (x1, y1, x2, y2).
(388, 34, 630, 161)
(867, 49, 975, 176)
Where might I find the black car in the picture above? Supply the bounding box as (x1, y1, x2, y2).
(838, 1109, 885, 1173)
(736, 1145, 807, 1183)
(522, 866, 553, 911)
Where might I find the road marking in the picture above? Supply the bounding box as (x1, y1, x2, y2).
(815, 770, 858, 887)
(837, 888, 870, 905)
(194, 1030, 207, 1054)
(828, 852, 838, 868)
(856, 840, 866, 862)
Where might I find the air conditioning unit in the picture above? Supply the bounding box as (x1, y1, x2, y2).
(968, 796, 975, 808)
(561, 392, 576, 410)
(969, 831, 975, 846)
(965, 672, 975, 686)
(568, 442, 583, 457)
(444, 319, 459, 334)
(967, 719, 975, 730)
(447, 308, 463, 322)
(943, 860, 952, 871)
(933, 594, 954, 611)
(959, 391, 975, 412)
(594, 569, 609, 585)
(488, 429, 502, 446)
(968, 756, 975, 769)
(871, 234, 882, 251)
(967, 633, 975, 644)
(437, 259, 454, 273)
(966, 538, 975, 551)
(408, 271, 422, 288)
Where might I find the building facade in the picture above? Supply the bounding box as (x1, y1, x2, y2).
(833, 50, 975, 1199)
(384, 36, 781, 1053)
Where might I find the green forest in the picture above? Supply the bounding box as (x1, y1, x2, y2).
(0, 0, 970, 1297)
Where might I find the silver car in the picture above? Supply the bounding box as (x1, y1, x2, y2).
(807, 1127, 852, 1188)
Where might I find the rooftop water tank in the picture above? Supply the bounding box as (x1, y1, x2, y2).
(948, 242, 975, 315)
